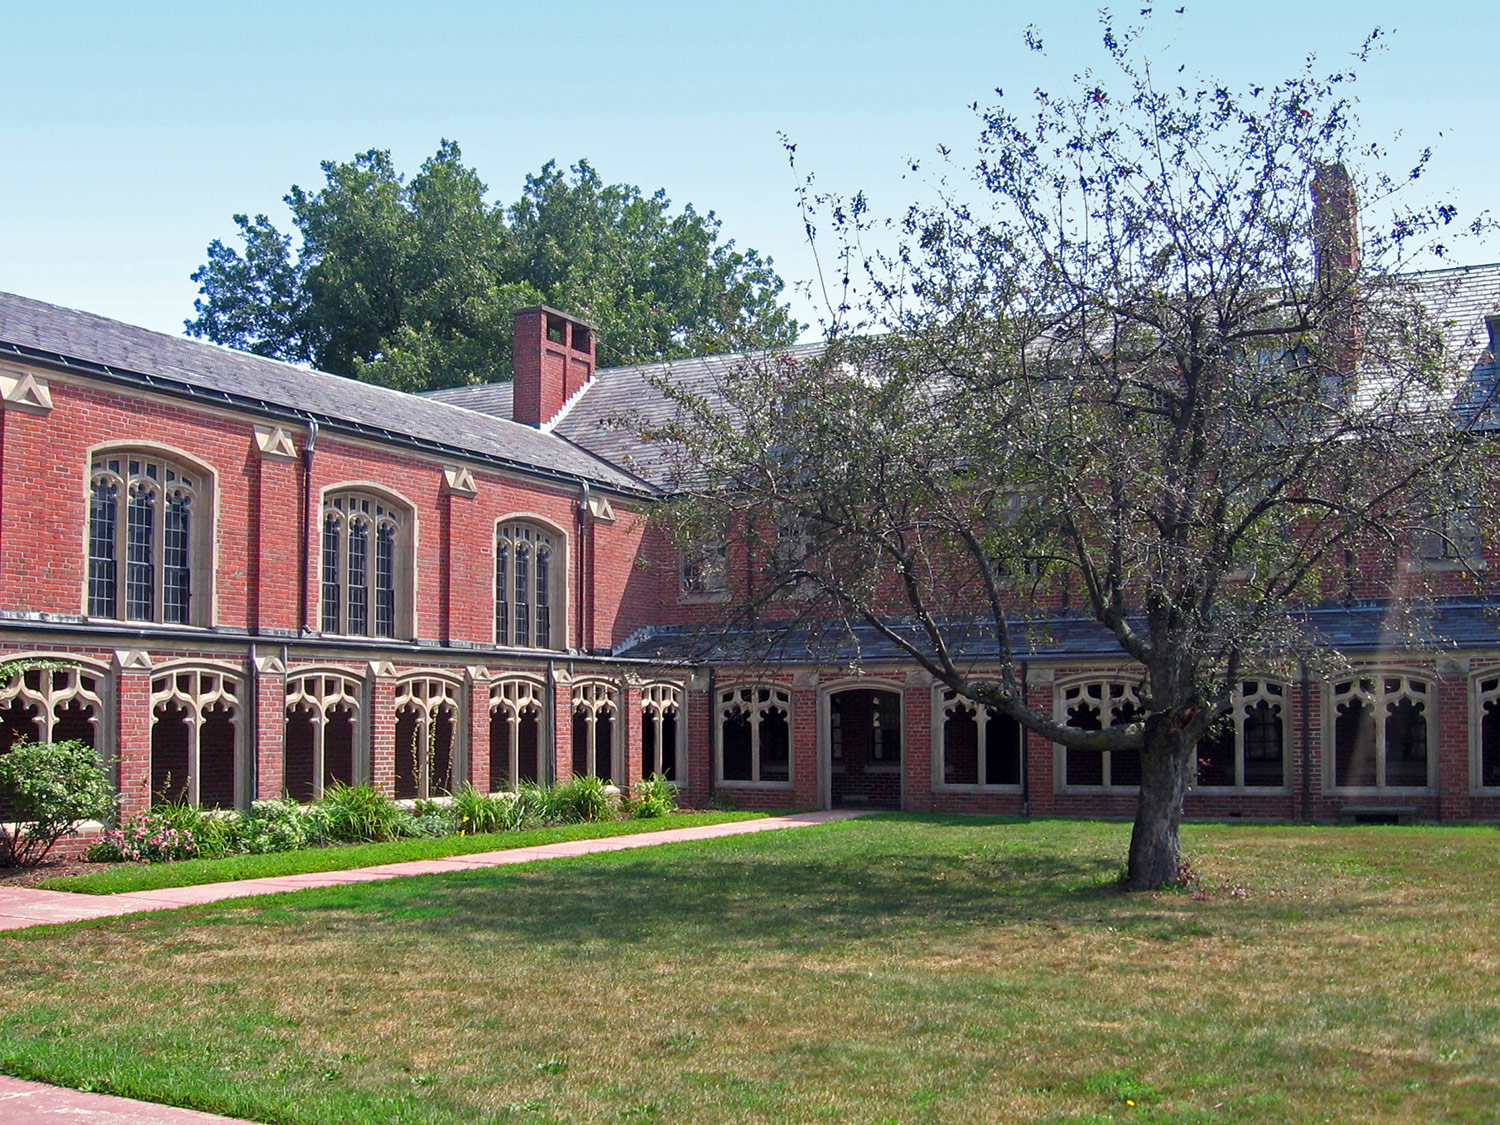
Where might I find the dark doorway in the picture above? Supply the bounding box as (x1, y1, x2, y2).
(829, 689, 903, 808)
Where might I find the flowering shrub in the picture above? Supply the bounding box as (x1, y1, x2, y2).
(88, 812, 200, 863)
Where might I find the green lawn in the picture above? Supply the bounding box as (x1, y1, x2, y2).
(3, 816, 1499, 1124)
(39, 812, 765, 894)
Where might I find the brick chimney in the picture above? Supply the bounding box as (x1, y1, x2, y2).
(512, 306, 597, 428)
(1312, 163, 1360, 287)
(1311, 163, 1362, 380)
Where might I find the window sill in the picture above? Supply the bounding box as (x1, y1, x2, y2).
(934, 782, 1023, 793)
(716, 779, 794, 789)
(1402, 558, 1486, 574)
(678, 589, 730, 606)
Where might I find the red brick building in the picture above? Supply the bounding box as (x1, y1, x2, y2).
(3, 267, 1500, 828)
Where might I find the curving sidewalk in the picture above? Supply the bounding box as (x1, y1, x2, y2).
(0, 809, 863, 934)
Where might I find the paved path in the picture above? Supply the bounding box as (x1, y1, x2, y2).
(0, 1076, 252, 1124)
(0, 809, 862, 1122)
(0, 810, 861, 934)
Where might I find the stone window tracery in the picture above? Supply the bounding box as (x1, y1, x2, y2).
(1332, 675, 1431, 790)
(640, 682, 682, 782)
(718, 685, 791, 785)
(490, 677, 546, 791)
(150, 667, 241, 808)
(394, 676, 461, 800)
(496, 521, 561, 648)
(89, 451, 206, 624)
(1060, 680, 1143, 789)
(322, 490, 408, 639)
(284, 671, 362, 802)
(939, 687, 1022, 788)
(1195, 680, 1288, 789)
(571, 680, 618, 781)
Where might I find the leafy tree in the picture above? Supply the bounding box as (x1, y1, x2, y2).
(650, 17, 1487, 888)
(187, 146, 797, 391)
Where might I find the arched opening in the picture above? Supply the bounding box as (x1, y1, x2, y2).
(829, 688, 902, 808)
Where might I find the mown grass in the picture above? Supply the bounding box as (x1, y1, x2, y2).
(40, 811, 764, 894)
(3, 815, 1499, 1124)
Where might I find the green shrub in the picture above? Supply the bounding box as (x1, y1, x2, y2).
(627, 773, 679, 819)
(233, 797, 331, 854)
(506, 783, 550, 830)
(407, 798, 453, 838)
(0, 739, 117, 866)
(551, 775, 616, 824)
(320, 782, 409, 843)
(147, 797, 237, 858)
(453, 783, 515, 834)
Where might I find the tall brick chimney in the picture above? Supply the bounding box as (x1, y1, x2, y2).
(512, 306, 597, 428)
(1312, 162, 1360, 287)
(1311, 163, 1362, 380)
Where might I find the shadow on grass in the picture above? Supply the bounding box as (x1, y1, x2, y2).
(206, 817, 1319, 955)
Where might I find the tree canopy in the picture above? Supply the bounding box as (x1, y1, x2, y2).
(650, 16, 1489, 888)
(186, 144, 798, 391)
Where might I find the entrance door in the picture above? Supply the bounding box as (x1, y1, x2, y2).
(828, 689, 903, 808)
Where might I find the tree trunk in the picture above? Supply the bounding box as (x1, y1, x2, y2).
(1126, 715, 1195, 890)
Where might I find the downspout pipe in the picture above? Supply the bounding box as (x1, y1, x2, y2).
(299, 419, 319, 634)
(1300, 662, 1312, 822)
(1020, 661, 1030, 817)
(576, 478, 591, 653)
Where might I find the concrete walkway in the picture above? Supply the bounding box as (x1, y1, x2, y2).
(0, 809, 862, 934)
(0, 809, 862, 1122)
(0, 1076, 252, 1124)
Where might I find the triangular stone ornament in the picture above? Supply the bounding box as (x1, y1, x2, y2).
(792, 670, 819, 689)
(0, 366, 54, 414)
(587, 495, 615, 523)
(443, 465, 479, 497)
(253, 424, 298, 461)
(254, 655, 288, 675)
(465, 665, 491, 683)
(114, 649, 153, 671)
(367, 661, 396, 678)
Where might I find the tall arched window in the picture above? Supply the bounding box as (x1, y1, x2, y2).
(496, 521, 562, 648)
(394, 676, 461, 799)
(285, 671, 363, 802)
(1194, 680, 1288, 790)
(1060, 680, 1143, 789)
(718, 685, 791, 785)
(939, 687, 1022, 788)
(88, 451, 207, 624)
(490, 677, 546, 791)
(1332, 675, 1431, 790)
(640, 682, 683, 783)
(572, 680, 618, 781)
(322, 490, 409, 638)
(150, 667, 241, 809)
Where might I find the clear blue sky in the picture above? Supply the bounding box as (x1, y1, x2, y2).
(2, 0, 1494, 343)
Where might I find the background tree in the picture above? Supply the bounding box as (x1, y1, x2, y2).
(187, 146, 797, 391)
(650, 17, 1487, 888)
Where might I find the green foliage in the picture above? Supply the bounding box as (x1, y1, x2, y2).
(232, 797, 331, 854)
(549, 775, 618, 824)
(626, 773, 679, 819)
(188, 146, 797, 391)
(0, 739, 116, 867)
(320, 782, 409, 843)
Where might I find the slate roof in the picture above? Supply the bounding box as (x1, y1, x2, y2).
(615, 601, 1500, 666)
(0, 292, 650, 495)
(428, 342, 830, 485)
(427, 264, 1500, 485)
